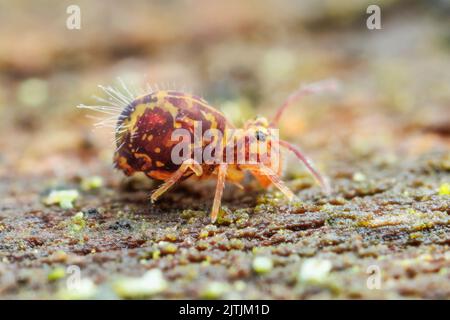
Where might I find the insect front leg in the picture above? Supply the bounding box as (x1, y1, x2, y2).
(278, 140, 330, 194)
(150, 159, 203, 203)
(210, 163, 228, 223)
(252, 165, 296, 201)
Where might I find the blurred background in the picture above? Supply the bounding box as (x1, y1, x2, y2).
(0, 0, 449, 301)
(0, 0, 449, 181)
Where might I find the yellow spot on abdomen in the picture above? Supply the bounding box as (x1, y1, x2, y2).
(135, 153, 153, 170)
(154, 147, 161, 153)
(135, 153, 152, 164)
(156, 161, 165, 167)
(118, 156, 134, 174)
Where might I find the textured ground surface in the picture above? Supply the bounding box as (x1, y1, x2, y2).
(0, 1, 449, 299)
(0, 152, 449, 299)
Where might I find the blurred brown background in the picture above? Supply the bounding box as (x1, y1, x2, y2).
(0, 0, 449, 300)
(0, 0, 449, 179)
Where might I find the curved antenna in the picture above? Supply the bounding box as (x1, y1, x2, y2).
(270, 79, 338, 127)
(279, 140, 330, 194)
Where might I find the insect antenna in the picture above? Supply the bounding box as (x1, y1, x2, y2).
(278, 140, 330, 194)
(270, 79, 338, 127)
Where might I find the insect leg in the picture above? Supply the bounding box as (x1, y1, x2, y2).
(256, 165, 296, 201)
(279, 140, 330, 194)
(150, 159, 203, 203)
(210, 163, 228, 223)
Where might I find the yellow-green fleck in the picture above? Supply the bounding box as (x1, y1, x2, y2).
(230, 238, 244, 250)
(43, 189, 80, 209)
(298, 259, 332, 284)
(58, 279, 97, 300)
(48, 267, 66, 281)
(152, 249, 161, 260)
(181, 209, 205, 220)
(353, 172, 366, 182)
(17, 78, 48, 108)
(439, 268, 448, 275)
(200, 281, 230, 299)
(205, 225, 218, 233)
(234, 281, 246, 291)
(164, 233, 177, 242)
(81, 176, 103, 191)
(73, 211, 84, 222)
(197, 240, 209, 250)
(199, 230, 209, 239)
(252, 256, 273, 274)
(216, 207, 233, 225)
(201, 259, 211, 267)
(70, 211, 86, 232)
(159, 242, 177, 254)
(409, 232, 423, 240)
(256, 193, 283, 206)
(252, 247, 262, 255)
(438, 183, 450, 196)
(113, 269, 167, 299)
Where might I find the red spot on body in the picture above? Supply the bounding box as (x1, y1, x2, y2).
(147, 112, 166, 125)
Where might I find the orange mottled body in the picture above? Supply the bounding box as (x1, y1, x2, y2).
(111, 81, 336, 222)
(114, 91, 228, 181)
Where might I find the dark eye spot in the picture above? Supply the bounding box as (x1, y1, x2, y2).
(255, 130, 266, 142)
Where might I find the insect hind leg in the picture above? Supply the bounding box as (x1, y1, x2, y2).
(150, 159, 203, 203)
